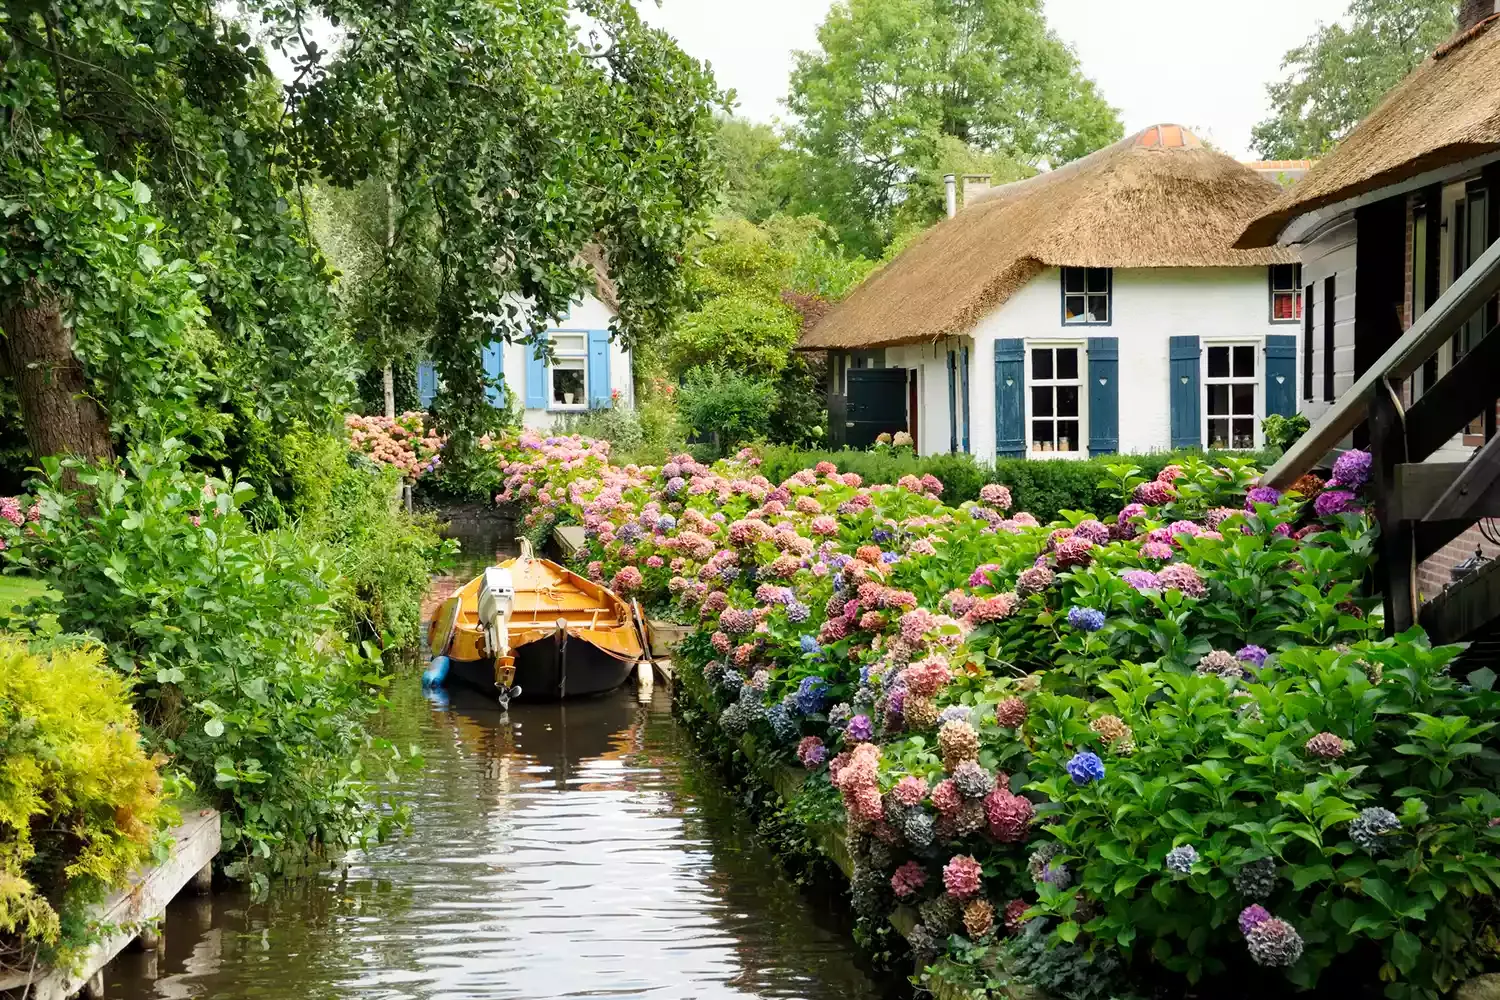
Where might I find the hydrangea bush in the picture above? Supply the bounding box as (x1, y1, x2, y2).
(493, 434, 1500, 1000)
(345, 412, 446, 481)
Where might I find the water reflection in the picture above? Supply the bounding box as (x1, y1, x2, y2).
(105, 682, 886, 1000)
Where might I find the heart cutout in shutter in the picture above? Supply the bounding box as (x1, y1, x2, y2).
(1179, 376, 1189, 385)
(1275, 375, 1286, 384)
(1005, 378, 1015, 387)
(1098, 377, 1108, 386)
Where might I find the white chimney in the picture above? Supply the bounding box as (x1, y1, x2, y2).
(944, 174, 957, 218)
(963, 174, 993, 207)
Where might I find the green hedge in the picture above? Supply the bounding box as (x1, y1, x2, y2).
(756, 445, 1280, 523)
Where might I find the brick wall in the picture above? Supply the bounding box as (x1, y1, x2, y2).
(1419, 524, 1493, 601)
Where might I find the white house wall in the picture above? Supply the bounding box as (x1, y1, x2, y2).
(962, 266, 1294, 463)
(1297, 216, 1358, 425)
(506, 292, 632, 431)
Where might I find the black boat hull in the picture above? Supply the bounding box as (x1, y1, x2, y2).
(445, 636, 635, 702)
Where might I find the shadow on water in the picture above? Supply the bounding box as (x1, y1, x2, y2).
(104, 680, 894, 1000)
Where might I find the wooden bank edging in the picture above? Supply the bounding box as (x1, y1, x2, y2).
(674, 661, 986, 1000)
(0, 809, 220, 1000)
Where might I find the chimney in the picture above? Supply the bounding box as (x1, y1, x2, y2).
(962, 174, 993, 208)
(944, 174, 957, 218)
(1459, 0, 1500, 30)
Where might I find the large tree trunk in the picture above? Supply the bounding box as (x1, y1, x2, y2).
(383, 363, 396, 418)
(0, 285, 115, 464)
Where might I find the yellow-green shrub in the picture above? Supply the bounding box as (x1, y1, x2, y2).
(0, 637, 170, 965)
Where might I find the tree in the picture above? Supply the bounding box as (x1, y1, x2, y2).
(291, 0, 725, 452)
(785, 0, 1121, 253)
(1251, 0, 1458, 159)
(716, 117, 792, 222)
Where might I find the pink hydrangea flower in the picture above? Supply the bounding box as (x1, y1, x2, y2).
(891, 861, 927, 898)
(943, 855, 984, 900)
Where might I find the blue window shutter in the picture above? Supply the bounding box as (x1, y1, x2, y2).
(994, 339, 1025, 458)
(947, 350, 958, 453)
(417, 362, 438, 409)
(1169, 335, 1202, 449)
(1087, 337, 1119, 456)
(1264, 335, 1297, 417)
(482, 341, 505, 407)
(587, 330, 612, 409)
(960, 347, 971, 453)
(524, 339, 548, 409)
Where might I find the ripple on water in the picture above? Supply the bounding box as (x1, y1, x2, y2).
(104, 681, 887, 1000)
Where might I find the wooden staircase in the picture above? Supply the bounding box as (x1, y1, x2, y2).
(1261, 236, 1500, 645)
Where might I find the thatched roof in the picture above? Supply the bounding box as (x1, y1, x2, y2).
(799, 125, 1297, 350)
(1238, 15, 1500, 248)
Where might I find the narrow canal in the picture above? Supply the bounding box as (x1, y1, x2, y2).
(103, 679, 889, 999)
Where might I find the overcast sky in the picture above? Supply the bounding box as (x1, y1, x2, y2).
(639, 0, 1353, 160)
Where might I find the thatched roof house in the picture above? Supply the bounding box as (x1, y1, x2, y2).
(1238, 10, 1500, 249)
(801, 125, 1295, 352)
(809, 124, 1303, 465)
(1233, 2, 1500, 605)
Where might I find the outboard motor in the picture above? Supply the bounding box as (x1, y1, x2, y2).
(477, 567, 522, 708)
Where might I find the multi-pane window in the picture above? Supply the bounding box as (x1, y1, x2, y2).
(1270, 264, 1303, 322)
(1030, 346, 1082, 454)
(1062, 268, 1111, 325)
(550, 333, 588, 408)
(1205, 344, 1258, 450)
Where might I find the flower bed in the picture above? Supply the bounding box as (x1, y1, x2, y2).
(345, 412, 446, 481)
(492, 430, 1500, 1000)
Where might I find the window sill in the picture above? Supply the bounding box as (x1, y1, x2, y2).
(546, 404, 589, 412)
(1025, 450, 1089, 461)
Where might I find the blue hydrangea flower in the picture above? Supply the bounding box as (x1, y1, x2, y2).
(1067, 607, 1107, 633)
(616, 522, 643, 543)
(880, 551, 901, 565)
(799, 634, 820, 655)
(833, 574, 845, 592)
(656, 514, 677, 533)
(766, 703, 800, 743)
(1066, 751, 1106, 785)
(1165, 844, 1200, 874)
(937, 705, 972, 726)
(719, 566, 740, 585)
(872, 528, 893, 544)
(786, 600, 811, 624)
(795, 676, 830, 715)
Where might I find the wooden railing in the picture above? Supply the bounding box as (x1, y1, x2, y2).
(1261, 236, 1500, 644)
(1262, 236, 1500, 488)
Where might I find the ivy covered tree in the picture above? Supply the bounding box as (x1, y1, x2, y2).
(785, 0, 1121, 253)
(1251, 0, 1458, 159)
(1, 2, 356, 466)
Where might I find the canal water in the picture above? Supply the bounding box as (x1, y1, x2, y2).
(104, 680, 888, 1000)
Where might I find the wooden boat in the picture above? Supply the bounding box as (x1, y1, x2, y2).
(424, 550, 645, 705)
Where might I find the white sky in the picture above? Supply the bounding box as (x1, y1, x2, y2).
(640, 0, 1354, 160)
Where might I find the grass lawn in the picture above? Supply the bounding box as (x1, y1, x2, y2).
(0, 575, 49, 612)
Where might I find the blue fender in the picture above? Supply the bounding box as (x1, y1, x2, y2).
(422, 655, 451, 688)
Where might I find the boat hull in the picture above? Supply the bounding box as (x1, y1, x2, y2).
(444, 637, 635, 702)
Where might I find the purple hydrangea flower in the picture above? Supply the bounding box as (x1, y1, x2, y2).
(1236, 645, 1269, 667)
(1121, 569, 1161, 591)
(799, 634, 820, 655)
(1164, 844, 1199, 874)
(1314, 490, 1361, 517)
(968, 564, 1000, 588)
(1239, 904, 1272, 936)
(1066, 751, 1105, 785)
(1244, 486, 1282, 510)
(1067, 607, 1107, 633)
(795, 676, 829, 715)
(1332, 449, 1372, 490)
(847, 714, 874, 742)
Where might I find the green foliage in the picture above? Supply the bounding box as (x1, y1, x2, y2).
(279, 432, 445, 654)
(1029, 633, 1500, 997)
(1262, 413, 1312, 453)
(1, 443, 411, 884)
(0, 637, 172, 967)
(297, 0, 726, 451)
(1250, 0, 1457, 159)
(677, 366, 778, 450)
(784, 0, 1122, 252)
(768, 355, 829, 450)
(715, 117, 792, 222)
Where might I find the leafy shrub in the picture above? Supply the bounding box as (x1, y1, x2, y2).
(558, 406, 647, 456)
(1263, 413, 1311, 452)
(767, 353, 828, 449)
(0, 637, 171, 970)
(2, 442, 408, 885)
(678, 365, 778, 449)
(280, 432, 446, 654)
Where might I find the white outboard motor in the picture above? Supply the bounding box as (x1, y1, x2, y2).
(477, 567, 522, 707)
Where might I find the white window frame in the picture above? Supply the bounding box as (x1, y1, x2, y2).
(548, 331, 589, 411)
(1026, 342, 1087, 459)
(1061, 267, 1111, 326)
(1202, 341, 1261, 451)
(1269, 264, 1303, 324)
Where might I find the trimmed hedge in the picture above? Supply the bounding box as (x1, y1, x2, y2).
(756, 445, 1280, 523)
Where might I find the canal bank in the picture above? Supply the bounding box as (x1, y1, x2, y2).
(98, 677, 897, 1000)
